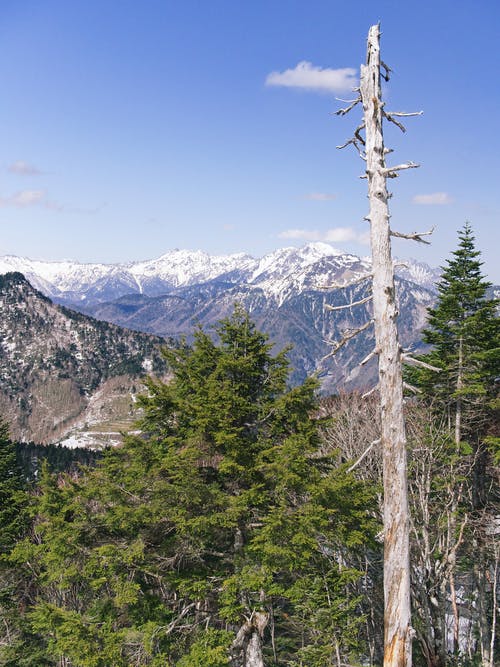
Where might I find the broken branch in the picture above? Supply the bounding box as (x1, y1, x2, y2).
(360, 349, 378, 366)
(325, 295, 373, 311)
(322, 319, 373, 359)
(336, 137, 367, 160)
(385, 110, 423, 118)
(354, 122, 366, 146)
(381, 60, 392, 80)
(362, 384, 379, 399)
(317, 273, 373, 290)
(403, 382, 422, 394)
(347, 439, 381, 472)
(385, 114, 406, 132)
(390, 226, 434, 244)
(335, 96, 362, 116)
(381, 162, 419, 177)
(402, 355, 442, 372)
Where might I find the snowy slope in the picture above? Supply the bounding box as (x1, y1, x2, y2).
(0, 243, 438, 309)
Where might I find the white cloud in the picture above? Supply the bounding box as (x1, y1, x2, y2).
(266, 62, 358, 94)
(280, 229, 322, 241)
(8, 190, 45, 206)
(0, 189, 62, 210)
(412, 192, 453, 205)
(279, 226, 370, 245)
(305, 192, 337, 201)
(325, 227, 369, 244)
(8, 160, 42, 175)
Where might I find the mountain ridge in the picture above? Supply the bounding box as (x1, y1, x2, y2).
(0, 243, 441, 308)
(0, 272, 168, 445)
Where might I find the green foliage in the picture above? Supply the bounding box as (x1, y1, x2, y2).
(0, 420, 33, 665)
(408, 222, 499, 434)
(5, 307, 377, 665)
(0, 420, 27, 553)
(406, 224, 500, 664)
(15, 441, 100, 481)
(176, 629, 233, 666)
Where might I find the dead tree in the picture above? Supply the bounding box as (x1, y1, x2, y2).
(333, 23, 429, 667)
(229, 612, 269, 667)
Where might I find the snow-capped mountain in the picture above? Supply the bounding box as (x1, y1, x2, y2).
(393, 258, 442, 291)
(0, 249, 254, 304)
(0, 243, 441, 399)
(0, 242, 423, 307)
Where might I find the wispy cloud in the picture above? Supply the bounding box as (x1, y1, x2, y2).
(304, 192, 337, 201)
(325, 227, 370, 244)
(266, 62, 357, 94)
(280, 229, 322, 241)
(279, 226, 370, 245)
(8, 160, 42, 175)
(0, 189, 62, 210)
(412, 192, 453, 205)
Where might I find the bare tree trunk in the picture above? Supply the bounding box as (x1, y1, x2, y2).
(455, 335, 463, 446)
(230, 612, 269, 667)
(449, 571, 460, 653)
(475, 550, 492, 667)
(490, 542, 498, 667)
(360, 24, 412, 667)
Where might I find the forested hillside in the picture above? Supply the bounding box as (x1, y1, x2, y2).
(0, 272, 168, 445)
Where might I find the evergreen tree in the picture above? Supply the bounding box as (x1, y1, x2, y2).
(0, 420, 26, 553)
(10, 307, 377, 666)
(0, 420, 36, 666)
(409, 224, 499, 666)
(411, 222, 499, 450)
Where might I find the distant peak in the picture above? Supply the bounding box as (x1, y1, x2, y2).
(302, 241, 343, 256)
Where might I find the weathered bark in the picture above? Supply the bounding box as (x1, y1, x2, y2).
(454, 336, 463, 446)
(360, 24, 412, 667)
(489, 543, 498, 667)
(475, 550, 492, 667)
(230, 611, 269, 667)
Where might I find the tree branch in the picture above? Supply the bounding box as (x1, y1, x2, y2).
(402, 355, 442, 372)
(381, 162, 419, 178)
(317, 273, 373, 290)
(390, 226, 434, 244)
(360, 349, 378, 366)
(347, 439, 381, 472)
(382, 109, 422, 133)
(336, 137, 367, 160)
(322, 319, 373, 359)
(385, 110, 423, 118)
(385, 114, 406, 132)
(381, 61, 392, 81)
(362, 384, 379, 399)
(335, 96, 362, 116)
(325, 295, 373, 311)
(403, 381, 422, 394)
(354, 122, 366, 146)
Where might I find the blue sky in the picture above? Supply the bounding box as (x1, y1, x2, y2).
(1, 0, 499, 280)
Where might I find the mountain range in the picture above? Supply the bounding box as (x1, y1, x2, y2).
(0, 243, 440, 401)
(0, 242, 441, 306)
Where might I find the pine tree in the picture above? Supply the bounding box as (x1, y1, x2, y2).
(411, 222, 499, 447)
(10, 308, 378, 666)
(0, 420, 26, 553)
(0, 420, 36, 665)
(409, 223, 500, 666)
